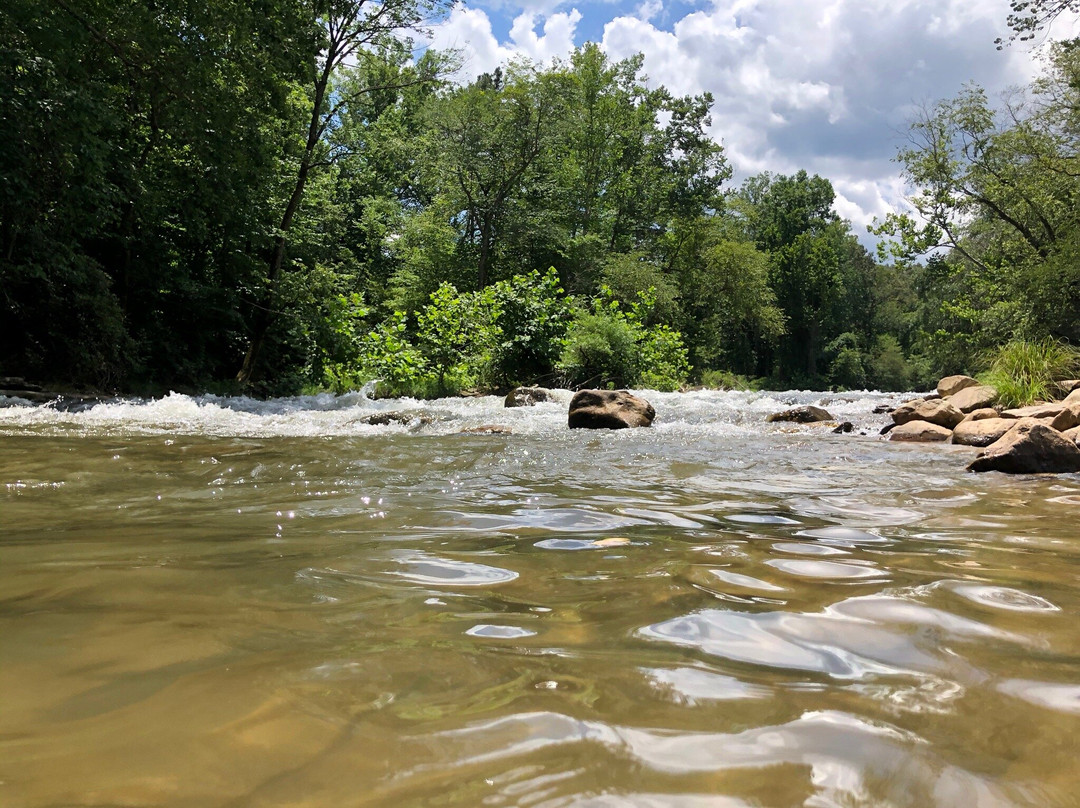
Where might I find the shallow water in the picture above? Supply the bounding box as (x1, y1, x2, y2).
(1, 389, 1079, 807)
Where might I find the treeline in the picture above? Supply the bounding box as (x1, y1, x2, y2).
(2, 1, 1075, 396)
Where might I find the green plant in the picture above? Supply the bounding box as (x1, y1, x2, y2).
(979, 339, 1080, 408)
(490, 268, 574, 384)
(416, 283, 498, 394)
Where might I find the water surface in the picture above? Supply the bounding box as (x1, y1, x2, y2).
(2, 390, 1079, 807)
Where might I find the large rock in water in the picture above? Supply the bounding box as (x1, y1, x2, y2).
(967, 419, 1080, 474)
(567, 389, 655, 430)
(766, 405, 833, 423)
(937, 374, 980, 398)
(946, 384, 999, 413)
(891, 398, 964, 429)
(952, 417, 1016, 447)
(888, 421, 953, 442)
(504, 386, 553, 408)
(1001, 402, 1068, 420)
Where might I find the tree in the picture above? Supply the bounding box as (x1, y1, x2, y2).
(236, 0, 452, 385)
(999, 0, 1079, 45)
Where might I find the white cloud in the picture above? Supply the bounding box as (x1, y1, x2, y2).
(429, 0, 1074, 232)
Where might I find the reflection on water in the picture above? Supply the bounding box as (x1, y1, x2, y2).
(1, 390, 1080, 806)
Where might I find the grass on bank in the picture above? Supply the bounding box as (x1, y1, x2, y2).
(978, 339, 1080, 408)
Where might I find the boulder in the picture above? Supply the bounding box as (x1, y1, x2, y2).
(568, 389, 655, 430)
(766, 405, 834, 423)
(1065, 388, 1080, 405)
(962, 408, 1000, 422)
(888, 421, 953, 442)
(504, 386, 553, 408)
(951, 417, 1016, 447)
(1064, 426, 1080, 445)
(832, 421, 854, 434)
(937, 374, 980, 398)
(967, 418, 1080, 474)
(1056, 379, 1080, 395)
(946, 384, 999, 413)
(1050, 403, 1080, 432)
(1001, 402, 1066, 420)
(872, 403, 894, 415)
(891, 398, 964, 429)
(460, 424, 512, 435)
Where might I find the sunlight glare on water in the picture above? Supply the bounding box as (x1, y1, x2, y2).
(1, 389, 1079, 807)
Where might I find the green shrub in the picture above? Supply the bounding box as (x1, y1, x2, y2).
(867, 334, 913, 392)
(490, 268, 574, 384)
(979, 339, 1080, 408)
(700, 369, 754, 390)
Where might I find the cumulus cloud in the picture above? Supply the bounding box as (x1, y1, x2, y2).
(428, 0, 1073, 232)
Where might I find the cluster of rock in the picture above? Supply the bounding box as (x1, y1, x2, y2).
(885, 375, 1080, 474)
(0, 376, 103, 411)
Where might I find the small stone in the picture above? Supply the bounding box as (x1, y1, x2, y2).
(888, 421, 953, 442)
(832, 421, 854, 434)
(937, 374, 980, 398)
(766, 405, 833, 423)
(967, 419, 1080, 474)
(365, 412, 432, 427)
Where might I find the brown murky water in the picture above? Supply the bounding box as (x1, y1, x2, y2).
(2, 391, 1079, 807)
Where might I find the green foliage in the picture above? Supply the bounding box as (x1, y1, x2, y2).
(490, 268, 574, 385)
(868, 335, 914, 392)
(979, 339, 1080, 408)
(700, 370, 755, 390)
(559, 288, 690, 391)
(416, 282, 498, 394)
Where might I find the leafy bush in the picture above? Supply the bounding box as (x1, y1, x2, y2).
(979, 339, 1080, 408)
(700, 369, 754, 390)
(558, 287, 690, 391)
(416, 283, 498, 395)
(490, 268, 574, 385)
(867, 334, 913, 392)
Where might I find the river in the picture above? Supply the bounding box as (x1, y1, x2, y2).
(2, 389, 1079, 807)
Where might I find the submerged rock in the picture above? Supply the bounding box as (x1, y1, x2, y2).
(891, 398, 964, 429)
(937, 374, 980, 398)
(888, 421, 953, 442)
(568, 389, 655, 430)
(967, 419, 1080, 474)
(832, 421, 854, 434)
(952, 418, 1016, 447)
(766, 405, 833, 424)
(946, 384, 999, 413)
(504, 386, 553, 408)
(460, 424, 512, 435)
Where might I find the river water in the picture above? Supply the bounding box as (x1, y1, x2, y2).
(2, 389, 1079, 807)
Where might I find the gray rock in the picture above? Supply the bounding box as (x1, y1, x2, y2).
(888, 421, 953, 442)
(952, 418, 1016, 447)
(946, 384, 999, 413)
(364, 412, 432, 427)
(967, 418, 1080, 474)
(766, 405, 834, 424)
(937, 374, 980, 398)
(568, 389, 655, 430)
(504, 386, 553, 408)
(891, 398, 964, 429)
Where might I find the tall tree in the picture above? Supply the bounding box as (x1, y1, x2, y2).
(236, 0, 452, 385)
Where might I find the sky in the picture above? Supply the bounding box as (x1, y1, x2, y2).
(424, 0, 1078, 235)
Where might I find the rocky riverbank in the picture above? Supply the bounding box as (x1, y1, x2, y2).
(878, 375, 1080, 473)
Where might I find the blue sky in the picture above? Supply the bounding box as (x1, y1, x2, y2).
(426, 0, 1079, 234)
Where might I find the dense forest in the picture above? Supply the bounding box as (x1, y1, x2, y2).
(2, 0, 1078, 396)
